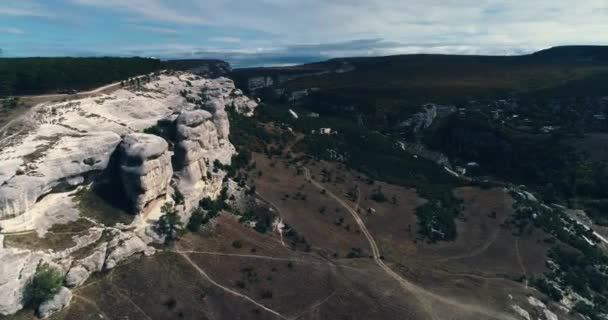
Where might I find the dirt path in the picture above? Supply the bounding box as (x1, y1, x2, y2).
(303, 167, 519, 320)
(175, 251, 289, 319)
(291, 290, 337, 319)
(433, 227, 501, 262)
(514, 238, 529, 288)
(73, 294, 112, 320)
(302, 167, 439, 320)
(16, 81, 121, 100)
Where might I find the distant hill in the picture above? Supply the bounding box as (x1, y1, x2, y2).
(230, 46, 608, 105)
(530, 45, 608, 63)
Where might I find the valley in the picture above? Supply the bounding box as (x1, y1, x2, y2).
(1, 48, 608, 320)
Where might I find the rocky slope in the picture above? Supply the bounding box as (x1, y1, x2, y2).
(0, 71, 256, 316)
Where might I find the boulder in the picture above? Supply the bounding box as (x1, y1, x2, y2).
(104, 233, 153, 270)
(119, 133, 172, 211)
(64, 266, 89, 287)
(225, 179, 256, 213)
(79, 244, 107, 273)
(38, 287, 72, 319)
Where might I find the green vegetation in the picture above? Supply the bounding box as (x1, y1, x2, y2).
(239, 207, 274, 233)
(233, 47, 608, 130)
(427, 115, 608, 201)
(510, 195, 608, 318)
(155, 203, 183, 242)
(186, 208, 208, 232)
(172, 187, 185, 206)
(227, 106, 282, 153)
(25, 264, 63, 307)
(1, 97, 19, 113)
(0, 57, 161, 97)
(273, 104, 462, 241)
(232, 240, 243, 249)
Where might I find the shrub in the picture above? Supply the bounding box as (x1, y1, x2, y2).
(232, 240, 243, 249)
(187, 208, 208, 232)
(172, 188, 185, 205)
(370, 188, 387, 203)
(26, 264, 63, 307)
(156, 203, 183, 241)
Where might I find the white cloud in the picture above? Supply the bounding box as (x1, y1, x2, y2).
(210, 37, 241, 43)
(70, 0, 206, 25)
(0, 27, 25, 35)
(67, 0, 608, 55)
(130, 25, 179, 35)
(0, 1, 52, 17)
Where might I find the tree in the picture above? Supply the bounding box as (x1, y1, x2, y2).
(26, 264, 63, 307)
(187, 208, 207, 232)
(172, 187, 185, 205)
(156, 203, 183, 241)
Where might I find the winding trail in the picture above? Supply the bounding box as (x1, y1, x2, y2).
(73, 294, 111, 320)
(433, 227, 501, 262)
(514, 238, 529, 288)
(303, 167, 519, 320)
(175, 251, 289, 320)
(292, 290, 337, 319)
(303, 167, 438, 319)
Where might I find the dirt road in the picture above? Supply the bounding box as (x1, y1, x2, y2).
(303, 167, 519, 320)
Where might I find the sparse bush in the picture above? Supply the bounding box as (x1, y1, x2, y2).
(232, 240, 243, 249)
(172, 187, 185, 205)
(187, 208, 208, 232)
(25, 264, 63, 307)
(156, 203, 183, 241)
(370, 188, 387, 203)
(260, 290, 273, 299)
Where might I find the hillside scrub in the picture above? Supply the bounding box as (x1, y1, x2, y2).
(25, 264, 64, 307)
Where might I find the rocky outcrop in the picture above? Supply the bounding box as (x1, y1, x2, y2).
(119, 133, 173, 211)
(224, 179, 256, 213)
(0, 71, 257, 316)
(104, 231, 155, 270)
(0, 131, 122, 219)
(0, 248, 46, 315)
(397, 141, 451, 168)
(38, 287, 72, 319)
(229, 89, 258, 116)
(65, 266, 89, 287)
(163, 59, 231, 78)
(247, 76, 274, 92)
(173, 109, 233, 211)
(78, 245, 107, 273)
(400, 104, 438, 133)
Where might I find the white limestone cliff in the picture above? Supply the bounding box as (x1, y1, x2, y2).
(119, 133, 173, 211)
(0, 71, 257, 316)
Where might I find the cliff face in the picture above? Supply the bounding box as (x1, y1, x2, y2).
(0, 71, 256, 224)
(0, 71, 256, 316)
(119, 133, 173, 211)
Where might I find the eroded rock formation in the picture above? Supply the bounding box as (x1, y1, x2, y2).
(119, 133, 172, 211)
(0, 131, 121, 219)
(0, 71, 257, 317)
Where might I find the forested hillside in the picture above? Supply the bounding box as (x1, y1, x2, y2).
(0, 57, 161, 96)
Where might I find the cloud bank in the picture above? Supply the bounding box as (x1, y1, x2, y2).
(1, 0, 607, 66)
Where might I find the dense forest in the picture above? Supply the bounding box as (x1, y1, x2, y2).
(0, 57, 162, 96)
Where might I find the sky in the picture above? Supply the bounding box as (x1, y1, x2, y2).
(1, 0, 608, 67)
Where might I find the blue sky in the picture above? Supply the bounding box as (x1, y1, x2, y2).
(1, 0, 607, 66)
